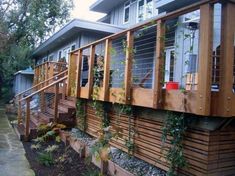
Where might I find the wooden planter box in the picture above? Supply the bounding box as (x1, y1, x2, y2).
(68, 136, 86, 158)
(59, 130, 134, 176)
(59, 130, 70, 144)
(108, 160, 134, 176)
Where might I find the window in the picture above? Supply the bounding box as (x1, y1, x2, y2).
(137, 0, 154, 22)
(48, 54, 54, 61)
(58, 50, 62, 59)
(123, 1, 130, 24)
(164, 48, 175, 83)
(71, 44, 76, 51)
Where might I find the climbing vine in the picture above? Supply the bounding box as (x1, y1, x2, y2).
(161, 112, 188, 176)
(76, 98, 86, 133)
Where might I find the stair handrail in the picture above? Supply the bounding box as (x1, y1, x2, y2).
(18, 75, 68, 141)
(20, 75, 68, 102)
(15, 69, 68, 101)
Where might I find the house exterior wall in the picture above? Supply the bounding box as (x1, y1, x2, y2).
(105, 2, 222, 88)
(35, 32, 107, 65)
(13, 74, 34, 95)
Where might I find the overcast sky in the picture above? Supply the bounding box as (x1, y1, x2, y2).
(71, 0, 106, 21)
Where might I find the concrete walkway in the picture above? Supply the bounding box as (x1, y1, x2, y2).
(0, 106, 35, 176)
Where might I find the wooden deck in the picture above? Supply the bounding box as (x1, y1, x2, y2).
(66, 0, 235, 118)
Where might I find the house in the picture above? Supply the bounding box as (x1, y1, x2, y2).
(13, 67, 34, 96)
(32, 19, 125, 65)
(15, 0, 235, 176)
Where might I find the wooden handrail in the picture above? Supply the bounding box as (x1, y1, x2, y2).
(70, 0, 219, 53)
(34, 61, 67, 68)
(20, 75, 68, 102)
(15, 69, 68, 98)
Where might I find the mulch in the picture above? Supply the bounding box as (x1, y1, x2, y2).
(23, 140, 100, 176)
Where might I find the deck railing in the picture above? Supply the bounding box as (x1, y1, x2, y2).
(18, 75, 68, 140)
(67, 0, 235, 117)
(34, 61, 67, 86)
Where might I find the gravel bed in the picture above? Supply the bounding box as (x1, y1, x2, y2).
(110, 148, 166, 176)
(70, 128, 95, 147)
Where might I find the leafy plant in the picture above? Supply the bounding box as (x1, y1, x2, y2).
(76, 99, 86, 132)
(161, 112, 187, 176)
(30, 143, 41, 150)
(44, 145, 59, 153)
(37, 152, 54, 166)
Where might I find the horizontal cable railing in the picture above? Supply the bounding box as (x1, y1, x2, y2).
(18, 76, 68, 140)
(15, 69, 68, 105)
(66, 0, 235, 117)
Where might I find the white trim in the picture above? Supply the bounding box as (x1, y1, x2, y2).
(58, 50, 62, 61)
(123, 1, 130, 24)
(137, 0, 154, 23)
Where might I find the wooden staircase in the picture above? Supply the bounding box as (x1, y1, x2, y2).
(15, 70, 77, 141)
(15, 97, 76, 141)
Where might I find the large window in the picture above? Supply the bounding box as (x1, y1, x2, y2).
(123, 1, 130, 24)
(137, 0, 154, 22)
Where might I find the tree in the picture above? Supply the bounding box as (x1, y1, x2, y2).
(0, 0, 73, 100)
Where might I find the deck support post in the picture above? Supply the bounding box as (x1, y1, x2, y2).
(75, 50, 83, 98)
(87, 45, 96, 99)
(153, 20, 165, 109)
(217, 2, 235, 116)
(124, 31, 134, 104)
(25, 97, 31, 141)
(103, 39, 112, 101)
(67, 53, 78, 97)
(54, 83, 59, 122)
(197, 3, 214, 115)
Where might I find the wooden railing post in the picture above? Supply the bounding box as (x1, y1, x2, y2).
(87, 45, 96, 99)
(17, 95, 22, 125)
(75, 50, 83, 98)
(103, 39, 112, 101)
(45, 62, 49, 83)
(67, 53, 78, 97)
(62, 79, 67, 100)
(153, 20, 165, 109)
(25, 97, 31, 141)
(197, 3, 213, 115)
(40, 91, 45, 113)
(54, 83, 59, 122)
(49, 63, 54, 83)
(124, 31, 134, 104)
(217, 2, 235, 116)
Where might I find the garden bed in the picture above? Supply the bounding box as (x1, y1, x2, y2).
(64, 128, 167, 176)
(23, 140, 100, 176)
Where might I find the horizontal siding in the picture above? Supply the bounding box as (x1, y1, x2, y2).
(82, 102, 235, 176)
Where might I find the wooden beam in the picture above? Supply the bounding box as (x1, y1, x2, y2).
(25, 97, 31, 141)
(67, 53, 77, 96)
(196, 3, 213, 115)
(124, 31, 134, 104)
(153, 20, 165, 109)
(75, 50, 83, 98)
(103, 39, 112, 101)
(217, 2, 235, 117)
(87, 45, 95, 99)
(54, 83, 59, 122)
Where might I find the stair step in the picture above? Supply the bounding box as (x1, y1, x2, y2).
(67, 96, 77, 102)
(46, 107, 65, 115)
(38, 112, 54, 123)
(59, 99, 76, 108)
(58, 103, 76, 114)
